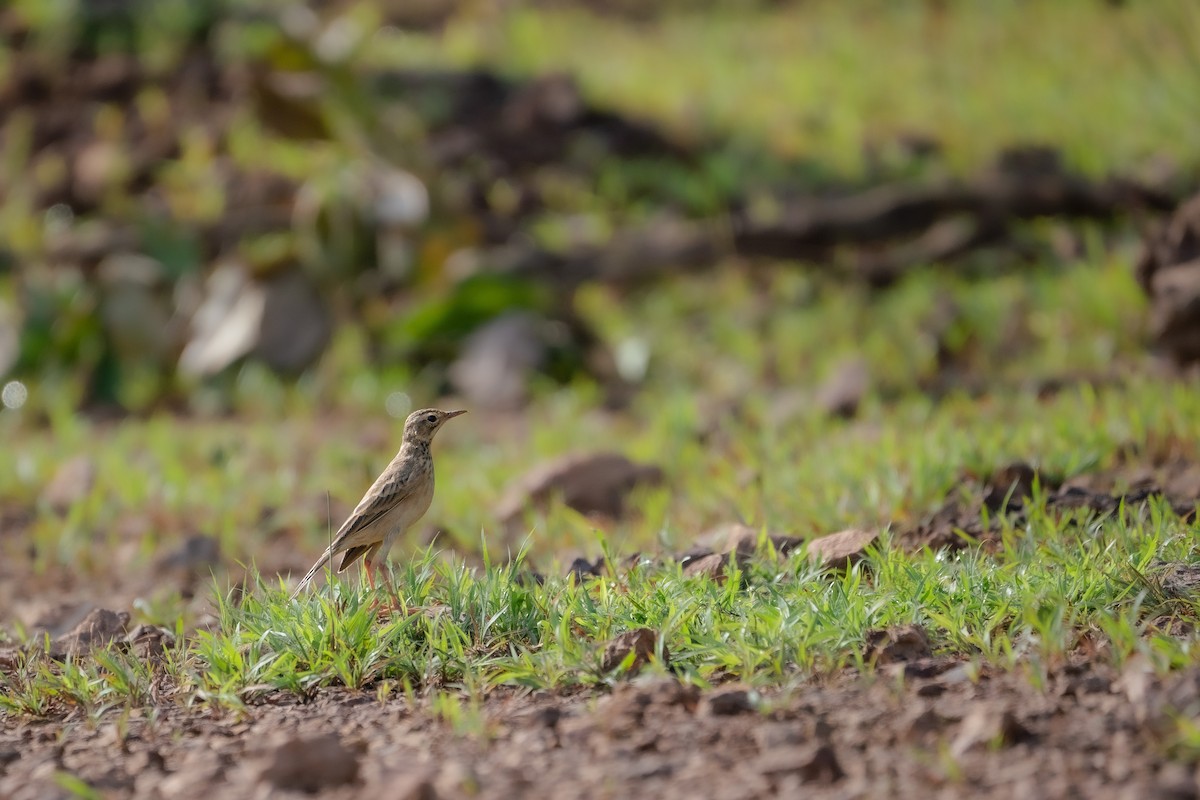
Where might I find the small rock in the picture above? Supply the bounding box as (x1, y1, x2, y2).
(50, 608, 130, 659)
(696, 522, 796, 561)
(950, 706, 1032, 756)
(704, 686, 758, 716)
(257, 734, 361, 792)
(805, 528, 878, 570)
(683, 552, 737, 582)
(678, 545, 716, 567)
(179, 262, 265, 378)
(889, 657, 964, 681)
(756, 744, 845, 785)
(495, 452, 664, 531)
(255, 270, 333, 374)
(41, 455, 96, 513)
(372, 168, 429, 229)
(179, 264, 331, 377)
(1047, 485, 1117, 514)
(864, 624, 933, 665)
(1148, 261, 1200, 366)
(1136, 192, 1200, 366)
(565, 556, 605, 580)
(126, 624, 174, 660)
(720, 524, 802, 557)
(601, 628, 668, 675)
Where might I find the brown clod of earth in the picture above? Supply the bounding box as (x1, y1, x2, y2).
(722, 524, 803, 557)
(805, 528, 879, 569)
(256, 733, 361, 793)
(495, 452, 664, 531)
(126, 624, 174, 662)
(50, 608, 130, 659)
(40, 455, 96, 513)
(905, 451, 1200, 552)
(601, 628, 667, 675)
(565, 555, 607, 580)
(1137, 192, 1200, 365)
(864, 624, 934, 665)
(983, 461, 1041, 512)
(704, 686, 758, 716)
(682, 552, 737, 582)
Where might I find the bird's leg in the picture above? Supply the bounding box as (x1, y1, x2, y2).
(363, 557, 400, 617)
(363, 558, 390, 617)
(364, 558, 378, 594)
(375, 561, 405, 617)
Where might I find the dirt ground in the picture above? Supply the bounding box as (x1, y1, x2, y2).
(4, 447, 1200, 799)
(3, 656, 1200, 800)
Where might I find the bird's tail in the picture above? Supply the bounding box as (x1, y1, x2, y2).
(290, 548, 336, 600)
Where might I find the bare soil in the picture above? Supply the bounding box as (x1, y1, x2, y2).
(3, 658, 1200, 799)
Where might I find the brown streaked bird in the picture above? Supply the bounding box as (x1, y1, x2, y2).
(291, 408, 466, 599)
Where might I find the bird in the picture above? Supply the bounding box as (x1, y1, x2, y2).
(290, 408, 466, 600)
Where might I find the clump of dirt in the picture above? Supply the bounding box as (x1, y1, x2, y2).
(1137, 192, 1200, 366)
(600, 628, 668, 675)
(900, 451, 1200, 552)
(494, 451, 665, 538)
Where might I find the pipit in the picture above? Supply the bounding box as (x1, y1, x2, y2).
(291, 408, 466, 600)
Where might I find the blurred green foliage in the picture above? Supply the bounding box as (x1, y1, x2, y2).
(1, 0, 1198, 413)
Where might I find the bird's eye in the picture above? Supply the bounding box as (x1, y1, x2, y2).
(426, 414, 437, 423)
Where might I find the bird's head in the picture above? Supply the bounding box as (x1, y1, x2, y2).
(403, 408, 467, 444)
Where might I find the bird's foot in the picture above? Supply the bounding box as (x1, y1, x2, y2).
(369, 586, 406, 620)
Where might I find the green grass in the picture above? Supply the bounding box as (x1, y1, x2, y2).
(4, 503, 1197, 717)
(376, 0, 1200, 177)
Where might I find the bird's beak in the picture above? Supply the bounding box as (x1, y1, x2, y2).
(444, 409, 468, 419)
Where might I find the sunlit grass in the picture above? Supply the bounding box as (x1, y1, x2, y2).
(373, 0, 1200, 177)
(4, 506, 1198, 717)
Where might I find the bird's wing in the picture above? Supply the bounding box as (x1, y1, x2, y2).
(328, 457, 420, 552)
